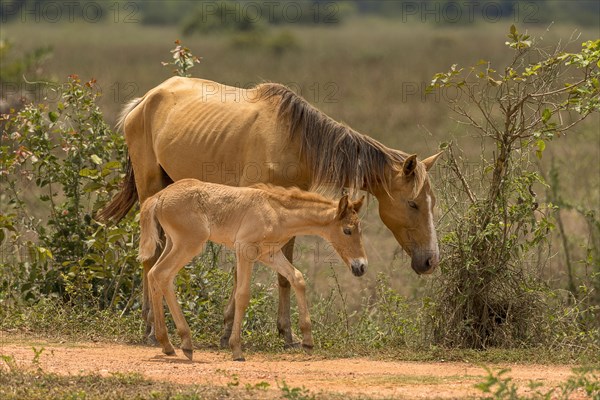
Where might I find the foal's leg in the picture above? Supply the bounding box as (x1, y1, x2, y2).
(149, 237, 203, 358)
(262, 250, 313, 352)
(220, 267, 237, 349)
(148, 237, 175, 356)
(277, 237, 298, 348)
(142, 239, 163, 346)
(229, 256, 253, 361)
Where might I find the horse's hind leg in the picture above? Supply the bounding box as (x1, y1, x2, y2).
(278, 237, 300, 348)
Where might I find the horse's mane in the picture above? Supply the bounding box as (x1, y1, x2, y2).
(256, 83, 426, 198)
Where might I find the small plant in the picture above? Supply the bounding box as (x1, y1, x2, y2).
(31, 346, 44, 365)
(474, 366, 600, 399)
(279, 380, 315, 400)
(475, 367, 519, 399)
(161, 40, 201, 77)
(0, 354, 17, 372)
(245, 381, 270, 392)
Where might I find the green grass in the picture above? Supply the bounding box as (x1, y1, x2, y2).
(0, 367, 275, 400)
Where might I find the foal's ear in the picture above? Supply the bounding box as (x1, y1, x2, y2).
(336, 194, 349, 219)
(352, 195, 365, 213)
(402, 154, 418, 177)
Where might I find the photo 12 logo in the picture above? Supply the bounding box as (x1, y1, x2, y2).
(399, 1, 539, 24)
(1, 1, 140, 24)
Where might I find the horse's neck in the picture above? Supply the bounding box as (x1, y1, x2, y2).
(274, 198, 336, 237)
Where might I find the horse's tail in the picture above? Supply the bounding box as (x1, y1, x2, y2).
(139, 195, 162, 262)
(96, 98, 143, 223)
(116, 97, 142, 133)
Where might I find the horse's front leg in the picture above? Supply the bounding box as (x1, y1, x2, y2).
(277, 237, 300, 348)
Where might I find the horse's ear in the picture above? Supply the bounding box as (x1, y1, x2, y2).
(336, 194, 349, 219)
(352, 195, 365, 213)
(422, 151, 444, 171)
(402, 154, 418, 177)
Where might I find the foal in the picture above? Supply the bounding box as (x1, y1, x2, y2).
(139, 179, 367, 361)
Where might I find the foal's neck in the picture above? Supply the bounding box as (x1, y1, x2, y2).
(271, 196, 337, 237)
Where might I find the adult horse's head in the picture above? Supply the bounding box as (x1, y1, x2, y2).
(373, 152, 442, 275)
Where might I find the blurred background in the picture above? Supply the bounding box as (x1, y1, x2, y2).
(1, 0, 598, 352)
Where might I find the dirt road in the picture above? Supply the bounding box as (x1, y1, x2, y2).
(0, 334, 585, 399)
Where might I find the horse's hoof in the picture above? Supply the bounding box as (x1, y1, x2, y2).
(163, 348, 176, 356)
(233, 357, 246, 362)
(182, 348, 193, 361)
(302, 344, 314, 354)
(284, 341, 302, 350)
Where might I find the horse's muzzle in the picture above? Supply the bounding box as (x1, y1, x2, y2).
(351, 258, 367, 277)
(411, 250, 439, 275)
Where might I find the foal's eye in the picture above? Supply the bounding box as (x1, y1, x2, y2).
(343, 227, 352, 235)
(408, 201, 418, 210)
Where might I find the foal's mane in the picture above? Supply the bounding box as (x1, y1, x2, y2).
(257, 83, 426, 198)
(251, 183, 335, 206)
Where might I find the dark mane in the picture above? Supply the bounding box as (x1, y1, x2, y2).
(257, 83, 423, 196)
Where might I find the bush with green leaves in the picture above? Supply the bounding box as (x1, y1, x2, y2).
(427, 27, 599, 349)
(0, 75, 139, 309)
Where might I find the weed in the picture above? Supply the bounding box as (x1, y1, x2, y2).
(279, 380, 315, 400)
(31, 346, 44, 365)
(474, 366, 600, 399)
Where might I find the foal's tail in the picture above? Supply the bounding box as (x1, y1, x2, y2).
(139, 195, 161, 262)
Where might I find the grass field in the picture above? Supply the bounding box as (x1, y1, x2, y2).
(3, 17, 598, 297)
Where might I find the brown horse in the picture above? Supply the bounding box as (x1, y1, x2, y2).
(98, 76, 442, 347)
(139, 179, 366, 361)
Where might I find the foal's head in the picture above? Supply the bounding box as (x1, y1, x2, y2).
(326, 195, 367, 277)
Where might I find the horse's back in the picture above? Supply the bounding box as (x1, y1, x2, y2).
(125, 77, 305, 188)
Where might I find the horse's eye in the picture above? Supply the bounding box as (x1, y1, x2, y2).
(343, 227, 352, 235)
(408, 201, 418, 210)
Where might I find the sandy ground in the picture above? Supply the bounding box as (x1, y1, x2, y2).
(0, 333, 588, 399)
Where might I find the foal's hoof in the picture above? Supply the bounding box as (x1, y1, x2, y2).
(162, 348, 176, 356)
(233, 357, 246, 362)
(147, 334, 159, 347)
(182, 348, 193, 361)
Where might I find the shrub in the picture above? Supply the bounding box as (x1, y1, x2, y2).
(427, 27, 599, 349)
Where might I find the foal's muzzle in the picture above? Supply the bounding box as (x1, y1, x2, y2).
(351, 258, 367, 277)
